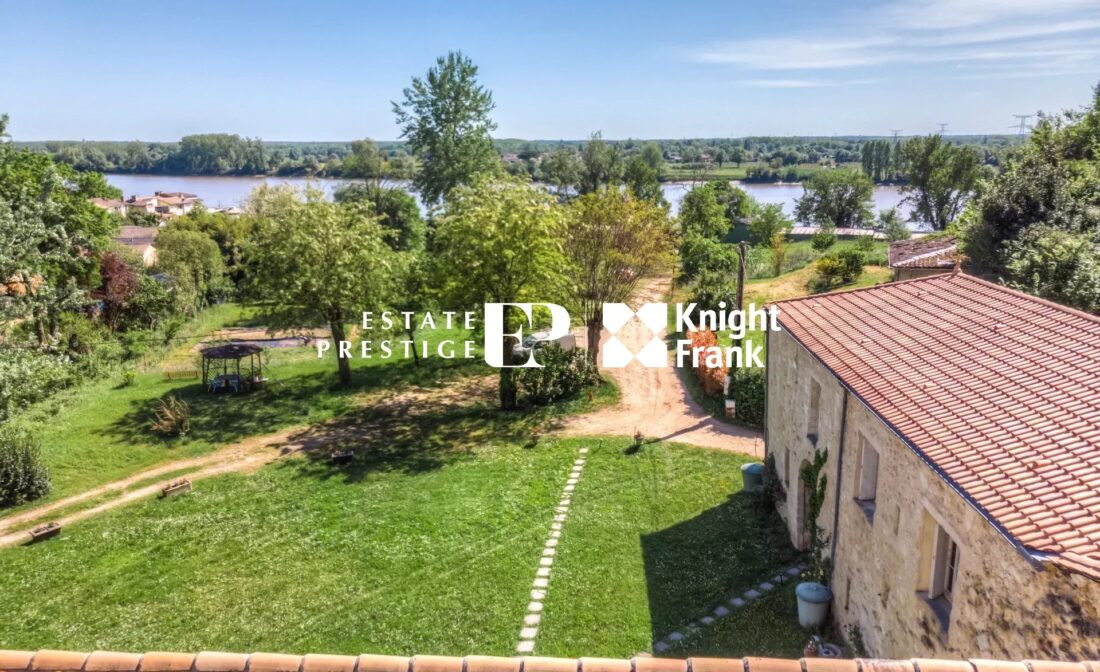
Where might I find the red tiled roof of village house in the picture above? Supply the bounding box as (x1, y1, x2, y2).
(1, 650, 1097, 672)
(771, 272, 1100, 579)
(888, 237, 958, 269)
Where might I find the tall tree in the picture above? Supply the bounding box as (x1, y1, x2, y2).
(794, 169, 874, 228)
(540, 146, 582, 197)
(679, 183, 728, 240)
(393, 51, 500, 204)
(564, 189, 676, 364)
(899, 135, 982, 231)
(244, 187, 399, 385)
(579, 132, 623, 194)
(432, 175, 568, 409)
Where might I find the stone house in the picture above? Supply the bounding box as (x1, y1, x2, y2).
(888, 237, 958, 281)
(765, 272, 1100, 660)
(115, 225, 159, 267)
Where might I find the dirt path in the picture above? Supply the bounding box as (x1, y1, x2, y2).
(0, 379, 498, 548)
(557, 276, 764, 457)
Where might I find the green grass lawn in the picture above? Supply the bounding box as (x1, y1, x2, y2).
(5, 311, 484, 507)
(0, 427, 800, 657)
(674, 582, 819, 658)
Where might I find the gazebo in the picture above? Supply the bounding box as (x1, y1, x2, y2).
(200, 343, 265, 393)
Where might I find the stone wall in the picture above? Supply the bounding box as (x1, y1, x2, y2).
(766, 327, 1100, 660)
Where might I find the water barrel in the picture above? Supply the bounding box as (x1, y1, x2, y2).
(741, 462, 766, 492)
(796, 581, 832, 628)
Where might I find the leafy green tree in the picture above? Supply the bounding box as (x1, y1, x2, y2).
(747, 203, 792, 245)
(680, 235, 739, 281)
(244, 188, 399, 386)
(564, 189, 676, 364)
(579, 132, 624, 194)
(540, 146, 582, 197)
(0, 125, 118, 345)
(679, 183, 728, 240)
(795, 169, 874, 228)
(393, 51, 500, 204)
(961, 83, 1100, 311)
(334, 183, 426, 252)
(342, 138, 411, 184)
(878, 207, 911, 241)
(432, 175, 568, 409)
(155, 228, 228, 314)
(1004, 225, 1099, 312)
(899, 135, 981, 230)
(624, 155, 664, 204)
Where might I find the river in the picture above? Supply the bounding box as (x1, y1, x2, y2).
(105, 174, 912, 220)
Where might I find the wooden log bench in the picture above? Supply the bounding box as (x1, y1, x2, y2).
(161, 479, 192, 498)
(162, 368, 199, 381)
(28, 522, 61, 543)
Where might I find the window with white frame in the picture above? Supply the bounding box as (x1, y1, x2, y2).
(930, 526, 961, 604)
(807, 380, 821, 440)
(922, 521, 962, 631)
(855, 435, 879, 518)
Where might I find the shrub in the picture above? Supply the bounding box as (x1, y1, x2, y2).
(0, 349, 77, 422)
(152, 395, 192, 437)
(688, 330, 727, 396)
(854, 234, 875, 252)
(121, 370, 137, 387)
(811, 228, 837, 251)
(516, 345, 599, 406)
(730, 366, 766, 427)
(761, 452, 786, 504)
(0, 427, 51, 507)
(879, 207, 911, 242)
(810, 249, 864, 292)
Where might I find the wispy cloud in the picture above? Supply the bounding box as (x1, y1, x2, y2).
(689, 0, 1100, 79)
(736, 79, 876, 88)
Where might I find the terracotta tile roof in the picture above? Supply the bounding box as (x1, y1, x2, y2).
(115, 226, 159, 247)
(888, 237, 958, 269)
(791, 226, 886, 239)
(772, 273, 1100, 579)
(1, 651, 1097, 672)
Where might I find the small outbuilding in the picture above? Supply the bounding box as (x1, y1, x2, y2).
(888, 235, 958, 281)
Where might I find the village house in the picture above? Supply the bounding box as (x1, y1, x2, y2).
(114, 225, 159, 267)
(88, 197, 128, 217)
(92, 191, 202, 220)
(888, 236, 959, 281)
(766, 272, 1100, 660)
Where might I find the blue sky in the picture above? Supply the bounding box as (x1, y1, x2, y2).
(1, 0, 1098, 140)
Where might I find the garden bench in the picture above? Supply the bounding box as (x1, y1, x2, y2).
(162, 368, 199, 381)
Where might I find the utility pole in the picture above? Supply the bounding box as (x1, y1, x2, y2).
(1011, 114, 1033, 136)
(736, 241, 747, 313)
(890, 129, 902, 143)
(936, 123, 949, 135)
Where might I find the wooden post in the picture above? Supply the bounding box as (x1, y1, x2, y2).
(736, 241, 747, 312)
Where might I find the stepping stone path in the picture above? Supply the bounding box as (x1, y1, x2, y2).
(515, 448, 590, 654)
(649, 563, 807, 654)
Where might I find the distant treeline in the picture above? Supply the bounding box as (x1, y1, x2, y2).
(15, 133, 1023, 180)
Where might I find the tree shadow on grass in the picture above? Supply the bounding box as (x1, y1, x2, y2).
(104, 355, 484, 451)
(640, 491, 799, 646)
(274, 397, 549, 484)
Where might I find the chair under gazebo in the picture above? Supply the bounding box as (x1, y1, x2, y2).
(200, 343, 266, 393)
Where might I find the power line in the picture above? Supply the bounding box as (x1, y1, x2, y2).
(889, 129, 903, 142)
(1011, 114, 1033, 136)
(936, 122, 949, 135)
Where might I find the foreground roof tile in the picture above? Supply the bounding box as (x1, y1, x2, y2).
(772, 273, 1100, 578)
(2, 651, 1097, 672)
